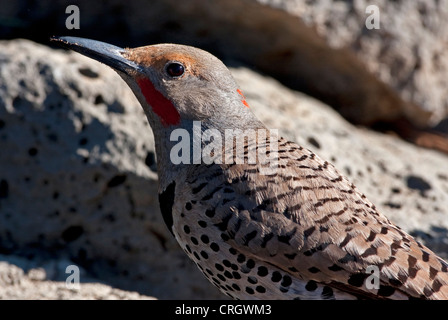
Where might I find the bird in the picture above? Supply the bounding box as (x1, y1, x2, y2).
(51, 36, 448, 300)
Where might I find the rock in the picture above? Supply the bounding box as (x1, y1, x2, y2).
(258, 0, 448, 126)
(0, 39, 447, 300)
(0, 255, 154, 299)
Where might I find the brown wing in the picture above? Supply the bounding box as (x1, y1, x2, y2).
(217, 138, 448, 299)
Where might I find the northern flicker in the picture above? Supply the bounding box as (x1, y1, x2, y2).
(51, 36, 448, 300)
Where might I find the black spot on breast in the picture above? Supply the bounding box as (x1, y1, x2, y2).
(257, 266, 268, 277)
(215, 263, 224, 272)
(205, 208, 215, 217)
(221, 233, 230, 241)
(200, 235, 209, 243)
(158, 181, 176, 236)
(347, 273, 368, 287)
(210, 242, 220, 252)
(245, 287, 254, 294)
(281, 275, 292, 287)
(248, 276, 258, 284)
(305, 280, 318, 291)
(321, 286, 334, 299)
(246, 259, 255, 269)
(256, 286, 266, 293)
(223, 260, 231, 268)
(240, 267, 253, 279)
(271, 271, 282, 282)
(378, 285, 395, 297)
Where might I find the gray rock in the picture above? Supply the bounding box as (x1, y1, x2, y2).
(0, 255, 155, 299)
(257, 0, 448, 126)
(0, 39, 447, 300)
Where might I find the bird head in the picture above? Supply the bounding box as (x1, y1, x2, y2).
(51, 37, 259, 134)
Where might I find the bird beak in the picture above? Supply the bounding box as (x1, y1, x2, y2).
(50, 36, 141, 75)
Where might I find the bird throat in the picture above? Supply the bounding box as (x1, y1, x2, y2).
(137, 77, 181, 127)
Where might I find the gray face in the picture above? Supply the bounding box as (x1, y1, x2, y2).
(123, 44, 262, 130)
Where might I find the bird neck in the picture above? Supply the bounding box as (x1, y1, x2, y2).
(152, 117, 275, 192)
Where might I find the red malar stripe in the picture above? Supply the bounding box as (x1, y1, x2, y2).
(137, 77, 181, 127)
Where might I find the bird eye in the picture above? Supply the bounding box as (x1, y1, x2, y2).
(165, 62, 185, 78)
